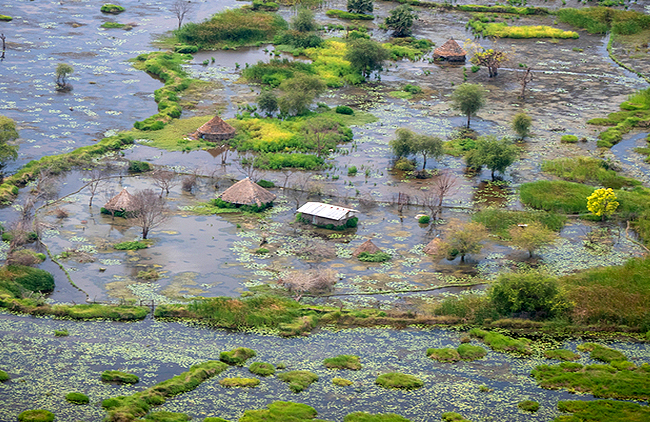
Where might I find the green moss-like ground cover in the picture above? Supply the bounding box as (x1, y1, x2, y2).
(532, 361, 650, 400)
(239, 401, 318, 422)
(17, 410, 55, 422)
(544, 349, 579, 361)
(552, 400, 650, 422)
(102, 370, 139, 384)
(440, 412, 472, 422)
(426, 348, 461, 363)
(323, 354, 362, 370)
(468, 19, 578, 39)
(375, 372, 423, 390)
(277, 371, 318, 393)
(65, 392, 89, 404)
(456, 344, 487, 361)
(114, 240, 150, 250)
(519, 181, 594, 214)
(219, 377, 261, 387)
(220, 347, 257, 366)
(249, 362, 276, 376)
(517, 400, 539, 412)
(469, 329, 532, 356)
(0, 370, 9, 381)
(541, 157, 640, 189)
(125, 115, 211, 151)
(333, 377, 353, 386)
(344, 412, 411, 422)
(577, 343, 627, 363)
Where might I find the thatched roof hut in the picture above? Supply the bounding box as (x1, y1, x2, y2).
(433, 39, 466, 62)
(103, 188, 137, 213)
(423, 238, 443, 255)
(218, 178, 276, 207)
(352, 239, 382, 257)
(195, 115, 236, 142)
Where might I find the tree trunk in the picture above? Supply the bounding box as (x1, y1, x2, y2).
(467, 114, 471, 128)
(422, 154, 427, 171)
(491, 169, 495, 180)
(142, 227, 149, 239)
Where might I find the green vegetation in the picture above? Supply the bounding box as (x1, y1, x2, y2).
(456, 4, 547, 14)
(541, 157, 640, 189)
(254, 153, 322, 173)
(102, 361, 228, 422)
(102, 22, 127, 29)
(173, 45, 199, 54)
(557, 7, 650, 36)
(277, 370, 318, 392)
(450, 83, 486, 129)
(0, 370, 9, 382)
(469, 328, 532, 356)
(102, 370, 139, 384)
(125, 115, 211, 151)
(519, 180, 593, 214)
(326, 10, 374, 20)
(333, 377, 353, 386)
(174, 9, 287, 49)
(426, 344, 486, 362)
(517, 400, 539, 412)
(239, 401, 318, 422)
(464, 136, 519, 180)
(144, 411, 190, 422)
(512, 112, 532, 139)
(128, 160, 152, 173)
(17, 410, 55, 422)
(456, 344, 487, 361)
(66, 392, 90, 404)
(560, 134, 578, 143)
(357, 252, 391, 262)
(210, 198, 273, 213)
(0, 115, 19, 169)
(101, 4, 125, 13)
(385, 5, 417, 37)
(587, 87, 650, 147)
(489, 271, 569, 318)
(426, 347, 461, 363)
(552, 400, 650, 422)
(532, 361, 650, 401)
(219, 377, 260, 387)
(544, 349, 579, 361)
(345, 413, 411, 422)
(577, 343, 627, 363)
(336, 105, 354, 115)
(0, 15, 13, 21)
(114, 240, 150, 250)
(587, 188, 619, 221)
(440, 412, 472, 422)
(375, 372, 423, 390)
(249, 362, 276, 376)
(220, 347, 257, 366)
(345, 38, 390, 80)
(323, 355, 361, 370)
(418, 215, 430, 224)
(468, 18, 578, 39)
(54, 329, 68, 337)
(204, 418, 230, 422)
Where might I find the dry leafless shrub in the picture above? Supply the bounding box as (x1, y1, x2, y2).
(279, 268, 337, 299)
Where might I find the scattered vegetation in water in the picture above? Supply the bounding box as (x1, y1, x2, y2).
(541, 157, 640, 189)
(332, 377, 353, 386)
(427, 344, 486, 362)
(577, 343, 627, 363)
(587, 87, 650, 147)
(472, 208, 566, 239)
(54, 329, 68, 337)
(17, 410, 55, 422)
(346, 412, 411, 422)
(249, 362, 275, 376)
(544, 349, 579, 361)
(323, 355, 361, 370)
(114, 240, 150, 250)
(326, 10, 374, 20)
(469, 329, 532, 356)
(65, 392, 89, 404)
(240, 401, 319, 421)
(101, 4, 125, 14)
(219, 377, 260, 388)
(375, 372, 423, 390)
(220, 347, 257, 366)
(560, 134, 579, 143)
(277, 370, 318, 392)
(517, 400, 539, 412)
(357, 252, 391, 262)
(457, 344, 487, 361)
(0, 15, 13, 21)
(102, 370, 139, 384)
(552, 400, 650, 422)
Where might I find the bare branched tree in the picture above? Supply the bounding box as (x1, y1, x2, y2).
(171, 0, 195, 30)
(423, 171, 459, 219)
(518, 67, 534, 100)
(152, 169, 178, 196)
(290, 172, 313, 209)
(279, 268, 337, 301)
(84, 166, 110, 206)
(130, 189, 170, 239)
(181, 169, 199, 193)
(235, 156, 259, 182)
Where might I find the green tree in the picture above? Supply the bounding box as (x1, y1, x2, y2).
(347, 0, 373, 14)
(508, 221, 557, 257)
(464, 136, 518, 180)
(291, 7, 316, 33)
(257, 90, 278, 117)
(512, 112, 532, 140)
(450, 83, 486, 128)
(412, 133, 443, 170)
(0, 115, 19, 170)
(278, 74, 326, 116)
(55, 63, 74, 88)
(587, 187, 619, 221)
(384, 5, 417, 37)
(344, 38, 389, 80)
(389, 127, 416, 159)
(489, 271, 570, 318)
(442, 222, 487, 262)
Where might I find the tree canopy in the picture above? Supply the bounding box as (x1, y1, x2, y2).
(384, 5, 417, 37)
(509, 221, 557, 257)
(278, 74, 326, 116)
(0, 116, 20, 170)
(344, 38, 389, 80)
(389, 128, 442, 171)
(257, 90, 278, 116)
(347, 0, 373, 14)
(465, 136, 519, 180)
(55, 63, 74, 88)
(587, 188, 619, 221)
(291, 7, 316, 33)
(450, 83, 486, 128)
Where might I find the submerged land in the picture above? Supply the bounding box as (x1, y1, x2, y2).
(0, 0, 649, 421)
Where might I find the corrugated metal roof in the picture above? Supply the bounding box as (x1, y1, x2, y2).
(296, 202, 358, 221)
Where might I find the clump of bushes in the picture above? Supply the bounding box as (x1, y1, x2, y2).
(457, 344, 487, 360)
(249, 362, 275, 376)
(174, 45, 199, 54)
(101, 370, 139, 384)
(66, 392, 90, 404)
(518, 400, 539, 412)
(403, 84, 423, 95)
(17, 410, 55, 422)
(348, 166, 358, 176)
(336, 105, 354, 115)
(375, 372, 423, 390)
(561, 134, 579, 143)
(257, 179, 275, 188)
(357, 252, 391, 262)
(210, 197, 273, 213)
(101, 4, 125, 13)
(219, 377, 260, 388)
(220, 347, 257, 366)
(128, 160, 152, 173)
(418, 215, 430, 224)
(278, 370, 318, 392)
(394, 157, 416, 171)
(323, 355, 361, 370)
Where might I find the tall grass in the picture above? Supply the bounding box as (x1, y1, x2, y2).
(541, 157, 640, 189)
(469, 20, 578, 39)
(472, 208, 566, 238)
(557, 7, 650, 35)
(519, 180, 594, 214)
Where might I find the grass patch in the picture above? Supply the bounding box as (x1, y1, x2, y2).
(17, 410, 55, 422)
(517, 400, 539, 412)
(469, 328, 532, 356)
(468, 19, 578, 39)
(144, 411, 190, 422)
(220, 347, 257, 366)
(532, 361, 650, 400)
(345, 413, 411, 422)
(249, 362, 275, 377)
(383, 38, 434, 61)
(587, 87, 650, 147)
(277, 370, 318, 392)
(577, 343, 627, 363)
(102, 22, 126, 29)
(333, 377, 353, 386)
(174, 8, 287, 49)
(457, 344, 487, 361)
(114, 240, 150, 250)
(541, 157, 640, 189)
(102, 370, 139, 384)
(323, 355, 362, 370)
(553, 400, 650, 422)
(557, 7, 650, 36)
(0, 370, 9, 382)
(519, 180, 594, 214)
(544, 349, 579, 361)
(54, 329, 69, 337)
(219, 377, 260, 388)
(126, 116, 211, 151)
(375, 372, 423, 390)
(426, 347, 461, 363)
(66, 392, 89, 404)
(240, 401, 318, 421)
(326, 10, 374, 20)
(472, 208, 566, 238)
(456, 4, 547, 14)
(101, 4, 125, 13)
(0, 15, 13, 21)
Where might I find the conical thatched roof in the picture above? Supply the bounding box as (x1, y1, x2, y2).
(423, 238, 443, 255)
(104, 188, 137, 212)
(218, 178, 276, 206)
(196, 115, 236, 142)
(434, 39, 466, 61)
(352, 239, 382, 257)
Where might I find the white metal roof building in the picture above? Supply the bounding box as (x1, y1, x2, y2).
(296, 202, 359, 226)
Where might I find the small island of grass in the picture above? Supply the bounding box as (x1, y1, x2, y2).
(277, 370, 318, 392)
(323, 355, 362, 370)
(101, 370, 139, 384)
(375, 372, 423, 390)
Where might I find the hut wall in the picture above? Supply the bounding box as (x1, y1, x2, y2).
(312, 215, 346, 227)
(200, 132, 235, 142)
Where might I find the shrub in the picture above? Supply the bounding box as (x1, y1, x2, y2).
(394, 157, 416, 171)
(54, 330, 69, 337)
(489, 271, 570, 318)
(457, 344, 487, 360)
(128, 160, 152, 173)
(544, 349, 579, 361)
(418, 215, 430, 224)
(357, 252, 391, 262)
(249, 362, 275, 377)
(219, 377, 260, 388)
(0, 370, 9, 382)
(101, 4, 125, 13)
(257, 179, 275, 188)
(220, 347, 257, 366)
(518, 400, 539, 412)
(174, 45, 199, 54)
(403, 84, 422, 94)
(323, 355, 361, 370)
(114, 240, 149, 250)
(101, 370, 139, 384)
(336, 105, 354, 115)
(66, 392, 90, 404)
(375, 372, 423, 390)
(348, 166, 358, 176)
(277, 370, 318, 392)
(426, 347, 461, 363)
(17, 410, 55, 422)
(333, 377, 353, 386)
(561, 134, 579, 143)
